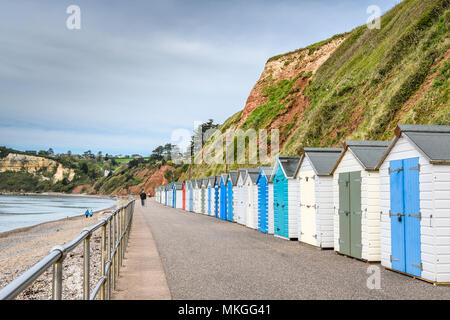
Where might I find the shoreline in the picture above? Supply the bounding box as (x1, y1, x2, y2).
(0, 194, 133, 236)
(0, 204, 117, 239)
(0, 198, 131, 299)
(0, 191, 118, 200)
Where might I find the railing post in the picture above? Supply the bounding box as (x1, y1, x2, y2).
(112, 213, 117, 290)
(108, 218, 112, 299)
(83, 232, 90, 300)
(121, 208, 125, 264)
(51, 245, 65, 300)
(116, 210, 120, 280)
(100, 222, 107, 300)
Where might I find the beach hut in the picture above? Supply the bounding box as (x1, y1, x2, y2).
(235, 169, 249, 225)
(227, 170, 239, 222)
(167, 183, 173, 208)
(295, 148, 342, 248)
(172, 183, 177, 208)
(187, 180, 193, 212)
(162, 185, 166, 205)
(182, 182, 186, 210)
(207, 176, 215, 216)
(244, 170, 260, 229)
(273, 157, 301, 240)
(193, 179, 202, 213)
(331, 140, 390, 261)
(256, 166, 274, 234)
(214, 175, 221, 218)
(166, 184, 170, 206)
(219, 174, 229, 220)
(201, 178, 208, 215)
(158, 186, 162, 203)
(376, 125, 450, 283)
(174, 182, 183, 209)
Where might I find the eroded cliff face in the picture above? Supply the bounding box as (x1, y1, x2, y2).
(0, 153, 75, 183)
(238, 36, 347, 128)
(109, 164, 174, 196)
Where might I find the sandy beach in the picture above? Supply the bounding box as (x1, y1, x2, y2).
(0, 199, 126, 300)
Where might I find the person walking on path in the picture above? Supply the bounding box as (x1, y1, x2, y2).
(140, 190, 147, 207)
(90, 209, 94, 217)
(85, 209, 89, 219)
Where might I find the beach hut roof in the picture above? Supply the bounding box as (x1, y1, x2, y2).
(201, 178, 208, 187)
(174, 182, 183, 190)
(228, 170, 239, 186)
(277, 156, 301, 178)
(246, 171, 260, 184)
(220, 174, 229, 184)
(256, 166, 274, 184)
(296, 147, 343, 176)
(331, 141, 389, 173)
(238, 168, 259, 182)
(376, 125, 450, 167)
(208, 176, 215, 186)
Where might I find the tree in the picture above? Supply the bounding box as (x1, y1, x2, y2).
(47, 148, 54, 156)
(83, 150, 94, 159)
(163, 144, 175, 160)
(190, 119, 220, 155)
(150, 145, 164, 161)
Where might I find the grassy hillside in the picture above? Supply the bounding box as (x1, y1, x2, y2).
(283, 0, 449, 154)
(188, 0, 449, 179)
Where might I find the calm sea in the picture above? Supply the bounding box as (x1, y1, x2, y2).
(0, 194, 117, 233)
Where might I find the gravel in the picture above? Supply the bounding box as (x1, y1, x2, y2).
(0, 201, 126, 300)
(144, 200, 450, 300)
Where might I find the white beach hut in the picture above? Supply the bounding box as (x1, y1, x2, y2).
(376, 125, 450, 283)
(193, 179, 201, 213)
(174, 182, 183, 209)
(294, 148, 342, 248)
(331, 140, 390, 261)
(201, 178, 208, 215)
(244, 170, 260, 229)
(167, 183, 173, 207)
(235, 169, 248, 225)
(228, 170, 240, 222)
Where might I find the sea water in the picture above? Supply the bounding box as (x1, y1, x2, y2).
(0, 194, 117, 233)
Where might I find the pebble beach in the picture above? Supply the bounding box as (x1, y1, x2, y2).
(0, 201, 123, 300)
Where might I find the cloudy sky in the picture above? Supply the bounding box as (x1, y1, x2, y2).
(0, 0, 400, 155)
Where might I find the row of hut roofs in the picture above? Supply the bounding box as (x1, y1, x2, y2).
(154, 125, 450, 285)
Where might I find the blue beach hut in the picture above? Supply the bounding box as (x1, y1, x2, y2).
(227, 171, 239, 222)
(219, 174, 228, 220)
(273, 157, 301, 240)
(256, 166, 274, 234)
(214, 175, 221, 218)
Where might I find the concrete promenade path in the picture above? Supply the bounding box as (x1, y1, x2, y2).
(112, 203, 171, 300)
(116, 199, 450, 300)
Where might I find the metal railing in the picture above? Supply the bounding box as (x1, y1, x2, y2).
(0, 199, 135, 300)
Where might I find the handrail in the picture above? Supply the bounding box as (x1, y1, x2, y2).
(0, 198, 135, 300)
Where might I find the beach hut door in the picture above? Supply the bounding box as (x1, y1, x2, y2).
(258, 176, 269, 233)
(227, 181, 234, 221)
(390, 158, 421, 277)
(338, 172, 362, 259)
(300, 170, 316, 245)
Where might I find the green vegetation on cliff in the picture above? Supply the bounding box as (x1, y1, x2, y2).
(187, 0, 449, 179)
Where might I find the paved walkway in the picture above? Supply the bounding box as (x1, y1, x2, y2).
(134, 199, 450, 300)
(112, 203, 171, 300)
